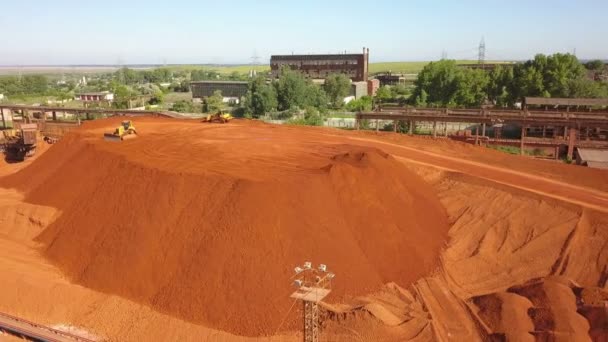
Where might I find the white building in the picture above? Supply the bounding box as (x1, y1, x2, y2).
(75, 91, 114, 102)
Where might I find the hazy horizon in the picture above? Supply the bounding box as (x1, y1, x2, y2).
(1, 0, 606, 65)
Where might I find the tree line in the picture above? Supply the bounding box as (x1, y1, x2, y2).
(241, 67, 351, 119)
(0, 75, 49, 96)
(410, 54, 608, 108)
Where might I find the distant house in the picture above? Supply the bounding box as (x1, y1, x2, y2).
(351, 81, 368, 99)
(75, 91, 114, 102)
(374, 72, 417, 87)
(367, 79, 379, 97)
(575, 148, 608, 169)
(190, 81, 248, 104)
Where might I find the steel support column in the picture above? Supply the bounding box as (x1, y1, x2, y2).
(475, 125, 479, 145)
(409, 120, 413, 135)
(520, 125, 526, 155)
(303, 301, 320, 342)
(432, 121, 437, 138)
(542, 125, 546, 138)
(567, 128, 577, 160)
(1, 108, 5, 129)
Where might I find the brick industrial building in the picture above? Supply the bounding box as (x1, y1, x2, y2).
(270, 48, 370, 82)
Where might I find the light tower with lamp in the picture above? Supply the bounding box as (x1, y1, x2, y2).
(290, 261, 335, 342)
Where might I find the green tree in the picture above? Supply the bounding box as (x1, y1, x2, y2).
(413, 89, 428, 107)
(170, 100, 194, 113)
(375, 86, 393, 103)
(274, 66, 327, 110)
(410, 60, 460, 106)
(205, 90, 224, 113)
(243, 76, 278, 117)
(229, 71, 242, 81)
(21, 75, 48, 94)
(115, 67, 141, 85)
(488, 66, 515, 106)
(111, 83, 136, 109)
(172, 80, 191, 92)
(148, 90, 164, 105)
(453, 69, 489, 107)
(391, 84, 410, 97)
(286, 107, 324, 126)
(274, 66, 310, 110)
(511, 53, 585, 99)
(564, 78, 608, 98)
(323, 74, 351, 108)
(346, 96, 373, 112)
(303, 83, 329, 112)
(585, 60, 605, 71)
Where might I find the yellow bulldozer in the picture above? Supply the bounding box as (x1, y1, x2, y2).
(104, 120, 137, 141)
(202, 111, 233, 124)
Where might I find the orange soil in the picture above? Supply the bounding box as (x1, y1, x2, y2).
(0, 118, 449, 336)
(1, 117, 607, 341)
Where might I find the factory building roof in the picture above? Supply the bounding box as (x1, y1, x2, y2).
(577, 148, 608, 169)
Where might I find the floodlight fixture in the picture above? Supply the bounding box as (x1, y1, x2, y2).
(318, 264, 327, 272)
(303, 261, 312, 269)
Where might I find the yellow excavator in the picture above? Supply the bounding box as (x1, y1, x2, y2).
(202, 111, 233, 124)
(104, 120, 137, 141)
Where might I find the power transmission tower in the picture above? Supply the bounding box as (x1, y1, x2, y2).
(251, 50, 261, 66)
(478, 37, 486, 67)
(250, 50, 261, 77)
(291, 262, 335, 342)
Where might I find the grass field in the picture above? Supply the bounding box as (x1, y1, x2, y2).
(0, 60, 511, 76)
(148, 60, 510, 75)
(174, 61, 480, 75)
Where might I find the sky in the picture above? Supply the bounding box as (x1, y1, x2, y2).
(0, 0, 606, 65)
